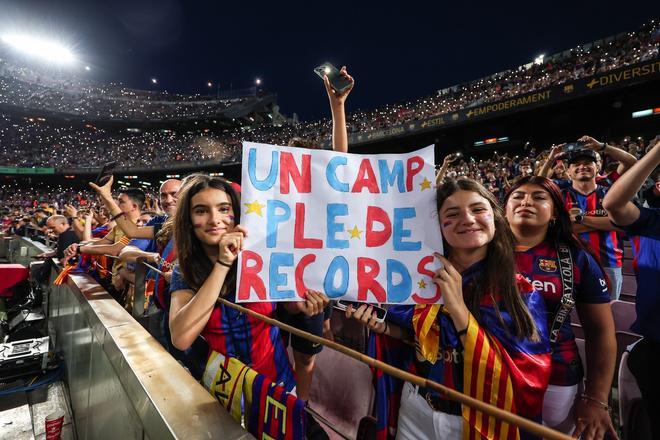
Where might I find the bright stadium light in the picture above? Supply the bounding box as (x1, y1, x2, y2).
(1, 34, 75, 64)
(255, 78, 262, 85)
(151, 77, 158, 84)
(534, 54, 545, 65)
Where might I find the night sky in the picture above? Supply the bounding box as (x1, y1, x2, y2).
(0, 0, 657, 120)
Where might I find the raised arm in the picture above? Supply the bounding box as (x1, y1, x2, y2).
(169, 224, 246, 350)
(579, 135, 638, 175)
(65, 205, 84, 239)
(82, 210, 94, 242)
(435, 153, 460, 185)
(537, 145, 563, 178)
(324, 66, 354, 153)
(89, 176, 155, 239)
(118, 245, 159, 264)
(603, 139, 660, 226)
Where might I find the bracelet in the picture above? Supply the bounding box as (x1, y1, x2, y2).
(381, 321, 389, 335)
(600, 142, 607, 152)
(580, 394, 611, 411)
(109, 212, 125, 222)
(456, 327, 468, 338)
(216, 260, 233, 268)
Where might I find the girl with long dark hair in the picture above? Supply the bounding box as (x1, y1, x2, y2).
(168, 174, 327, 390)
(504, 176, 617, 439)
(348, 178, 551, 440)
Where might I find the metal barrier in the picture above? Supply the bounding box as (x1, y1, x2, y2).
(10, 236, 251, 440)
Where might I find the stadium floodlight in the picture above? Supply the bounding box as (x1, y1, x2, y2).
(255, 78, 262, 85)
(534, 54, 545, 65)
(151, 78, 158, 84)
(85, 65, 91, 71)
(1, 34, 75, 64)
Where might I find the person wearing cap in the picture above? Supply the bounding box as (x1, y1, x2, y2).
(540, 136, 637, 186)
(560, 144, 630, 300)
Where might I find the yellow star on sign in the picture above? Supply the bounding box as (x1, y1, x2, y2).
(419, 177, 432, 190)
(348, 225, 362, 239)
(244, 200, 265, 217)
(417, 279, 427, 289)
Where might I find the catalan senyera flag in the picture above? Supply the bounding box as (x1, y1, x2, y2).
(462, 313, 519, 440)
(370, 266, 551, 440)
(412, 304, 441, 363)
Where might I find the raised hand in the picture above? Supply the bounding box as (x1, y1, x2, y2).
(217, 222, 248, 265)
(345, 303, 386, 334)
(578, 135, 604, 151)
(433, 254, 469, 331)
(89, 175, 114, 202)
(324, 66, 354, 107)
(290, 290, 330, 317)
(64, 204, 78, 218)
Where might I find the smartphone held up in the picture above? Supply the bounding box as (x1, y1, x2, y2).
(314, 62, 353, 94)
(94, 161, 118, 186)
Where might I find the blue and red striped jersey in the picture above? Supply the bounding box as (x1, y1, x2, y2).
(515, 241, 610, 385)
(170, 267, 295, 390)
(562, 185, 623, 268)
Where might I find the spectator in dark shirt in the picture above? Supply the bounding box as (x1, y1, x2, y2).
(39, 214, 80, 260)
(603, 138, 660, 439)
(33, 214, 80, 283)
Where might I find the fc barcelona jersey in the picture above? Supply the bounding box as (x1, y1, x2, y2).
(515, 241, 610, 385)
(562, 185, 623, 268)
(170, 267, 295, 390)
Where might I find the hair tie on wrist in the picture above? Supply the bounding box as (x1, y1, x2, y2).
(456, 327, 468, 338)
(216, 260, 233, 268)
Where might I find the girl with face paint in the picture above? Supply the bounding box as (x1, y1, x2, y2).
(504, 176, 617, 440)
(168, 174, 327, 397)
(348, 178, 552, 440)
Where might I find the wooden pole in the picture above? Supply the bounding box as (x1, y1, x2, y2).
(216, 298, 572, 440)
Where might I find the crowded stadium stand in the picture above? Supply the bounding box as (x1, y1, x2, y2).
(0, 19, 658, 174)
(1, 17, 659, 440)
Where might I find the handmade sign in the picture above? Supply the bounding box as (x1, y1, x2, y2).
(237, 142, 443, 304)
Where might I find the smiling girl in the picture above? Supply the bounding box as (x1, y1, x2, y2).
(348, 178, 551, 440)
(504, 176, 617, 439)
(168, 174, 327, 391)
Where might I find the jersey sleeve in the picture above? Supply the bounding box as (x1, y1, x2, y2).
(169, 266, 192, 293)
(127, 238, 157, 253)
(146, 215, 167, 238)
(104, 226, 117, 242)
(617, 207, 660, 240)
(574, 248, 610, 304)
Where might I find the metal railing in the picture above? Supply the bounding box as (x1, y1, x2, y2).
(8, 236, 251, 440)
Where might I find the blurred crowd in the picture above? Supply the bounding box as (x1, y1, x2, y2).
(0, 58, 246, 121)
(0, 114, 240, 168)
(1, 132, 655, 237)
(0, 20, 657, 169)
